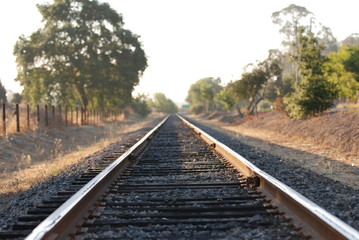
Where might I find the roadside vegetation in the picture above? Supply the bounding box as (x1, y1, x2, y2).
(186, 4, 359, 119)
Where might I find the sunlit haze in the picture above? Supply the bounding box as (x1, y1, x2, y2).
(0, 0, 358, 104)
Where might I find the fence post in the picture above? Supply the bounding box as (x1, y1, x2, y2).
(87, 109, 90, 125)
(59, 105, 62, 125)
(27, 104, 30, 128)
(45, 105, 48, 126)
(37, 105, 40, 126)
(81, 107, 84, 125)
(70, 107, 73, 125)
(16, 104, 20, 132)
(2, 103, 6, 136)
(52, 105, 55, 126)
(65, 106, 68, 126)
(76, 107, 78, 125)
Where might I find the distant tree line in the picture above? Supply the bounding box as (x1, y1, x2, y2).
(186, 4, 359, 119)
(131, 93, 178, 117)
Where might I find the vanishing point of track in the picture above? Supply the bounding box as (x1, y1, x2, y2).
(1, 115, 359, 239)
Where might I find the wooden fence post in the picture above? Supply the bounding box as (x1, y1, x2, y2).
(81, 107, 84, 125)
(76, 107, 79, 125)
(52, 105, 55, 126)
(70, 107, 73, 125)
(59, 105, 62, 125)
(2, 103, 6, 136)
(16, 104, 20, 132)
(27, 104, 30, 128)
(87, 109, 90, 125)
(45, 105, 48, 126)
(37, 105, 40, 126)
(65, 106, 68, 126)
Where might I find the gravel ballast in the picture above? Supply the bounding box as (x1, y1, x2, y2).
(0, 114, 358, 236)
(0, 119, 161, 232)
(186, 117, 359, 231)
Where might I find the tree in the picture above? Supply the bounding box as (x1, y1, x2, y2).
(215, 85, 236, 112)
(344, 46, 359, 83)
(326, 45, 359, 101)
(272, 4, 313, 49)
(272, 4, 337, 54)
(151, 93, 178, 114)
(186, 77, 222, 114)
(291, 28, 328, 78)
(341, 33, 359, 47)
(0, 80, 6, 103)
(284, 28, 338, 119)
(131, 94, 151, 117)
(14, 0, 147, 110)
(11, 93, 23, 104)
(228, 50, 282, 115)
(231, 68, 268, 115)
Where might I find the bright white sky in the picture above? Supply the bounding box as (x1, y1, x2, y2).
(0, 0, 358, 104)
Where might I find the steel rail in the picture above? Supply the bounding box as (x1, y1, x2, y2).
(178, 114, 359, 240)
(25, 115, 169, 240)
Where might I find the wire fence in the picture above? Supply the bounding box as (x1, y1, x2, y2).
(1, 103, 126, 137)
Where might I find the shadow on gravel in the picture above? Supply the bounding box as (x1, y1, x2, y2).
(187, 118, 359, 230)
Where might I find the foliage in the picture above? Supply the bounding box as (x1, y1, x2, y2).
(284, 77, 338, 119)
(13, 0, 147, 110)
(290, 28, 328, 78)
(0, 80, 6, 103)
(326, 45, 359, 101)
(215, 84, 236, 111)
(186, 77, 222, 114)
(151, 93, 178, 114)
(231, 68, 268, 115)
(11, 93, 23, 104)
(343, 46, 359, 83)
(131, 94, 151, 117)
(284, 28, 338, 119)
(272, 4, 337, 54)
(228, 50, 282, 115)
(189, 104, 205, 115)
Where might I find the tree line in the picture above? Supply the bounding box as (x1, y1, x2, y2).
(186, 4, 359, 119)
(1, 0, 177, 118)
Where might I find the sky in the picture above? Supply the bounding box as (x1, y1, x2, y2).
(0, 0, 358, 104)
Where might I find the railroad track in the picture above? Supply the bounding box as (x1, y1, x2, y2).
(1, 115, 358, 239)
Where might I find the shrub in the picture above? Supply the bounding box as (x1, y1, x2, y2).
(284, 76, 338, 119)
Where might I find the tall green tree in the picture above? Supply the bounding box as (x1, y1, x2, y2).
(284, 27, 338, 119)
(14, 0, 147, 110)
(186, 77, 222, 114)
(344, 46, 359, 83)
(0, 80, 6, 103)
(326, 45, 359, 101)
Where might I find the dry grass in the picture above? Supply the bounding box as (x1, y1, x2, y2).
(0, 139, 110, 199)
(0, 114, 163, 201)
